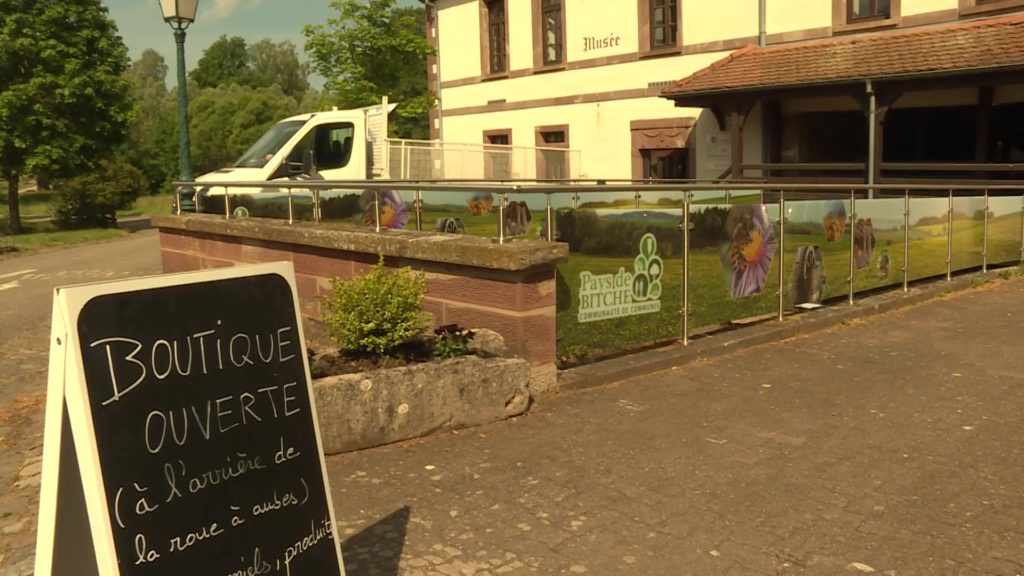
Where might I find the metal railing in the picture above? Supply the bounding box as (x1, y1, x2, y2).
(174, 179, 1024, 352)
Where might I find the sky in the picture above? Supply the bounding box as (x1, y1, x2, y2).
(103, 0, 420, 81)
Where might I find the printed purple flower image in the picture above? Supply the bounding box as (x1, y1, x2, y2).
(363, 190, 410, 229)
(723, 205, 777, 298)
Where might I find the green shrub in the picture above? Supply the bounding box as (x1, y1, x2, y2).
(53, 156, 145, 229)
(319, 258, 430, 355)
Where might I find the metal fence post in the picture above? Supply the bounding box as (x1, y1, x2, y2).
(778, 192, 785, 321)
(374, 189, 382, 233)
(849, 190, 856, 305)
(983, 189, 989, 273)
(545, 194, 554, 241)
(946, 189, 953, 281)
(572, 191, 579, 211)
(498, 191, 507, 244)
(414, 190, 423, 231)
(224, 191, 231, 220)
(682, 191, 691, 346)
(313, 188, 321, 223)
(903, 189, 910, 293)
(287, 188, 294, 224)
(634, 190, 641, 209)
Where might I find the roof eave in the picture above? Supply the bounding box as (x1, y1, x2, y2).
(662, 63, 1024, 106)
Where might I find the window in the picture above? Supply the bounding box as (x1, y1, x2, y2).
(536, 126, 569, 180)
(541, 0, 563, 65)
(651, 0, 678, 48)
(848, 0, 890, 21)
(639, 0, 681, 54)
(642, 149, 689, 180)
(484, 130, 512, 180)
(281, 123, 354, 172)
(485, 0, 507, 74)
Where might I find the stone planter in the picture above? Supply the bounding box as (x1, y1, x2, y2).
(313, 354, 531, 454)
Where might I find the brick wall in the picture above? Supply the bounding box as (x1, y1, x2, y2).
(157, 226, 560, 394)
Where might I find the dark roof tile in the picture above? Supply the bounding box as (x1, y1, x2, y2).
(663, 14, 1024, 97)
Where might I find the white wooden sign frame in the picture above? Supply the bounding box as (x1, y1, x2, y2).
(33, 262, 345, 576)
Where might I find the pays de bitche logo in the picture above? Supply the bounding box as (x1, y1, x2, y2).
(577, 233, 663, 323)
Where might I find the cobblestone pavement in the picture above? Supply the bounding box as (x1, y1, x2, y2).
(329, 278, 1024, 576)
(2, 261, 1024, 575)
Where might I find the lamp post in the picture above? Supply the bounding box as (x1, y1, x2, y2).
(159, 0, 198, 212)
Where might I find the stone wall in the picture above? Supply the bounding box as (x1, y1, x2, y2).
(151, 214, 568, 394)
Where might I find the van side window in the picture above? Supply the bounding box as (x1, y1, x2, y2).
(313, 123, 356, 170)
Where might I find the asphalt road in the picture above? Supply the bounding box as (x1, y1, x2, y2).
(0, 230, 162, 573)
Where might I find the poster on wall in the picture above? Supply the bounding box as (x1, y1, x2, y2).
(720, 205, 777, 298)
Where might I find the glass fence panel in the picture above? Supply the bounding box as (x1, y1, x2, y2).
(951, 196, 986, 272)
(988, 195, 1023, 266)
(781, 199, 855, 307)
(906, 197, 952, 281)
(421, 190, 500, 237)
(688, 203, 781, 330)
(555, 203, 683, 364)
(849, 198, 907, 293)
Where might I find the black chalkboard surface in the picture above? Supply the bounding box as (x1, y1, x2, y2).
(65, 268, 343, 575)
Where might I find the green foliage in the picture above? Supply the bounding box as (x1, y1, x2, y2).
(125, 49, 177, 194)
(191, 36, 310, 103)
(433, 325, 475, 359)
(188, 84, 298, 175)
(248, 39, 311, 102)
(191, 36, 257, 90)
(53, 156, 145, 229)
(0, 0, 133, 232)
(319, 258, 430, 355)
(304, 0, 435, 138)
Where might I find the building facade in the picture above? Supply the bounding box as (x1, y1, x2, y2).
(425, 0, 1024, 183)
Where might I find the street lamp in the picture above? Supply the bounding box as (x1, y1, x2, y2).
(159, 0, 198, 212)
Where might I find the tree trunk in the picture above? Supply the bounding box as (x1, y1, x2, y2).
(6, 174, 21, 234)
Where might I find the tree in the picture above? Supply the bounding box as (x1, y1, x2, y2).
(0, 0, 132, 233)
(304, 0, 434, 139)
(125, 49, 177, 194)
(190, 35, 259, 90)
(188, 84, 297, 175)
(248, 39, 311, 102)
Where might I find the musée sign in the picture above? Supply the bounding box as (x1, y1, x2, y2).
(34, 262, 346, 576)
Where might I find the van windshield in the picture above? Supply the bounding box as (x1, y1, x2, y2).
(233, 120, 307, 168)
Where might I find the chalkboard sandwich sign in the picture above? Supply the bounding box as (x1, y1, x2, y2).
(35, 262, 346, 576)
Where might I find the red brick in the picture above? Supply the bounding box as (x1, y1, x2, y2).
(421, 298, 447, 327)
(159, 231, 198, 253)
(293, 249, 355, 281)
(242, 242, 295, 264)
(201, 257, 236, 269)
(294, 273, 321, 317)
(521, 310, 557, 365)
(195, 237, 243, 262)
(161, 250, 201, 274)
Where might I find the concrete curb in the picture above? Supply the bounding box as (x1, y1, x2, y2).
(556, 266, 1020, 393)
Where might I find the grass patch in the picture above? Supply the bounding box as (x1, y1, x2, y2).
(0, 189, 56, 219)
(0, 221, 127, 253)
(119, 192, 175, 218)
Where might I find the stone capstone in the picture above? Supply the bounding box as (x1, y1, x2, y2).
(313, 355, 531, 454)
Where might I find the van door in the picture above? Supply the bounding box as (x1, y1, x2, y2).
(272, 121, 359, 180)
